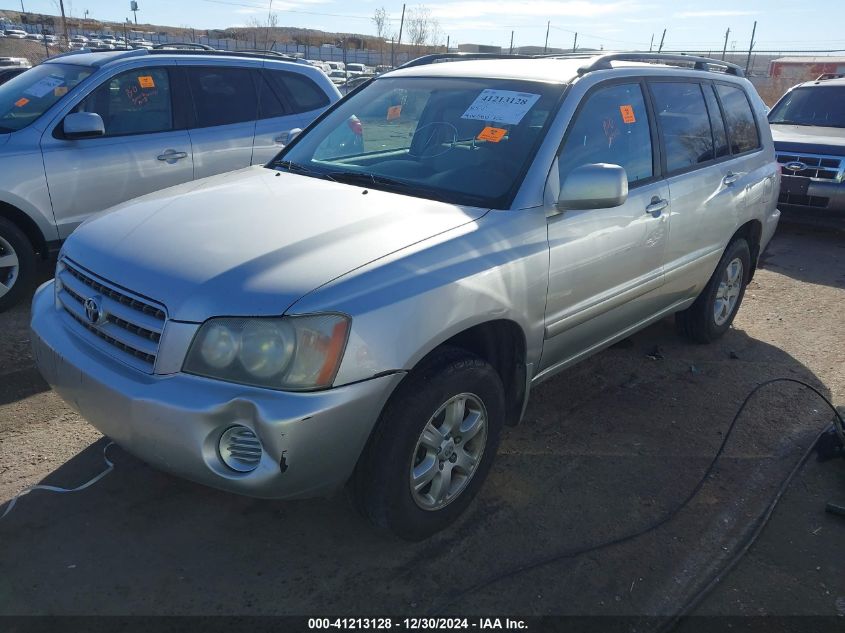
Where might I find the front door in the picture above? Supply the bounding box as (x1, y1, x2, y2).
(540, 81, 670, 374)
(41, 66, 193, 239)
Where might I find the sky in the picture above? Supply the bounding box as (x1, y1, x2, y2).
(7, 0, 840, 53)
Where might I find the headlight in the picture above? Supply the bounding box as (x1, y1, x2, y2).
(183, 314, 350, 391)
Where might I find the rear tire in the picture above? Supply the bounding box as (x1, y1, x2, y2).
(353, 347, 505, 540)
(0, 218, 36, 313)
(676, 238, 751, 343)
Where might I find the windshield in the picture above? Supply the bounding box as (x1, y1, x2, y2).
(768, 86, 845, 128)
(0, 63, 93, 133)
(274, 76, 563, 208)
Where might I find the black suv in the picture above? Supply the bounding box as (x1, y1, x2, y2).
(768, 76, 845, 215)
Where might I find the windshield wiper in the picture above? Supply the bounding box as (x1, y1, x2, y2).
(271, 159, 337, 181)
(324, 171, 414, 190)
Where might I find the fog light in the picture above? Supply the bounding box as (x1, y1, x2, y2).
(219, 425, 263, 473)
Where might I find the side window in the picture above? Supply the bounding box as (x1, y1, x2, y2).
(76, 68, 172, 137)
(255, 72, 286, 119)
(650, 82, 714, 173)
(715, 84, 760, 154)
(186, 66, 257, 128)
(265, 70, 330, 114)
(558, 83, 653, 186)
(702, 84, 729, 159)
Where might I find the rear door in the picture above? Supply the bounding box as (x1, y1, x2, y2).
(251, 67, 334, 165)
(41, 65, 193, 238)
(183, 64, 258, 179)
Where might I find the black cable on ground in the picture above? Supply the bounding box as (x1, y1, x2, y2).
(431, 378, 845, 622)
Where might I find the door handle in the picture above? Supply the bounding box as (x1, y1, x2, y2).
(723, 172, 740, 185)
(645, 197, 668, 218)
(157, 150, 188, 161)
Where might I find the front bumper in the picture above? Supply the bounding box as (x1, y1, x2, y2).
(779, 176, 845, 213)
(30, 281, 403, 499)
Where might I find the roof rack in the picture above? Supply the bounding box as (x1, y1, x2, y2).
(152, 42, 216, 50)
(399, 52, 538, 69)
(816, 72, 845, 82)
(576, 52, 745, 77)
(146, 48, 299, 62)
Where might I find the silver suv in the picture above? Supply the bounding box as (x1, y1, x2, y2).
(0, 48, 340, 310)
(31, 53, 780, 539)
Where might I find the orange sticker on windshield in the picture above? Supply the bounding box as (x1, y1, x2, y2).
(477, 126, 507, 143)
(387, 104, 402, 120)
(54, 86, 68, 97)
(619, 104, 636, 124)
(14, 97, 29, 108)
(138, 75, 155, 89)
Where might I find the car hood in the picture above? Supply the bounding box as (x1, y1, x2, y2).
(770, 124, 845, 155)
(62, 166, 489, 322)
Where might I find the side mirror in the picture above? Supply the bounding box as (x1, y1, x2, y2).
(557, 163, 629, 211)
(63, 112, 105, 139)
(287, 127, 303, 143)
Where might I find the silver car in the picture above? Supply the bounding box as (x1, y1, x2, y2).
(31, 53, 780, 539)
(0, 48, 341, 310)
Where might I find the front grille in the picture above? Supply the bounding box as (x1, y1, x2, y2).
(778, 192, 830, 208)
(776, 152, 844, 181)
(56, 258, 167, 373)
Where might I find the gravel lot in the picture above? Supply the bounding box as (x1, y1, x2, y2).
(0, 222, 843, 619)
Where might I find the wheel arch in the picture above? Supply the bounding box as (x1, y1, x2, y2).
(0, 200, 50, 259)
(732, 218, 763, 280)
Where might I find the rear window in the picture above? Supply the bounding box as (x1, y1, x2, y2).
(715, 84, 760, 154)
(265, 69, 330, 114)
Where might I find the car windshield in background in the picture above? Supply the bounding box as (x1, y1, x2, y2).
(274, 77, 563, 208)
(0, 63, 93, 133)
(768, 86, 845, 128)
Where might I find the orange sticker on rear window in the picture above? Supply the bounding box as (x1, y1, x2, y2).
(54, 86, 68, 97)
(387, 104, 402, 120)
(619, 105, 636, 124)
(477, 126, 507, 143)
(14, 97, 29, 108)
(138, 75, 155, 89)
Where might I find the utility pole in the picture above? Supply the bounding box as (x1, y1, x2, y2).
(446, 34, 449, 53)
(745, 20, 757, 75)
(509, 30, 513, 55)
(658, 28, 666, 53)
(20, 1, 25, 13)
(58, 0, 69, 48)
(572, 32, 577, 52)
(721, 27, 730, 60)
(396, 3, 405, 59)
(649, 33, 654, 51)
(543, 20, 550, 54)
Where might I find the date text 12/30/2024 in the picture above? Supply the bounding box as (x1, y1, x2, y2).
(308, 618, 528, 630)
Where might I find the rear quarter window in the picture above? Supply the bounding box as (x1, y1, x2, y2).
(716, 84, 760, 154)
(265, 69, 330, 114)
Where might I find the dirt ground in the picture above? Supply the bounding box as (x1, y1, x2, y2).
(0, 221, 843, 624)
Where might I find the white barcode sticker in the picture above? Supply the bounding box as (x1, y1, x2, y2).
(24, 76, 65, 99)
(461, 89, 541, 125)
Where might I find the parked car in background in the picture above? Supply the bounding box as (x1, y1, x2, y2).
(0, 66, 28, 85)
(339, 74, 371, 95)
(0, 48, 340, 310)
(0, 56, 30, 68)
(326, 61, 345, 71)
(24, 33, 44, 42)
(70, 35, 89, 44)
(345, 63, 369, 76)
(30, 53, 779, 539)
(3, 29, 27, 39)
(768, 75, 845, 216)
(327, 69, 347, 85)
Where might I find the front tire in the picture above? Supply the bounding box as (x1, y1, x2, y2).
(354, 347, 505, 540)
(0, 218, 36, 313)
(676, 237, 751, 343)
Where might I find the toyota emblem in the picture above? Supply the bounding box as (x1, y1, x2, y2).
(84, 296, 104, 325)
(783, 161, 807, 172)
